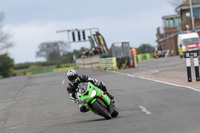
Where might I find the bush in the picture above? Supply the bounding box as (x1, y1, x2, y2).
(0, 54, 14, 78)
(29, 65, 43, 72)
(56, 61, 62, 68)
(14, 63, 30, 70)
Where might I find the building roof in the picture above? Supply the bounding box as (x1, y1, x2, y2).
(192, 0, 200, 4)
(162, 14, 180, 19)
(175, 0, 200, 12)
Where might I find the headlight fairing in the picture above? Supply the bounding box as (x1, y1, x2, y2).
(90, 90, 96, 97)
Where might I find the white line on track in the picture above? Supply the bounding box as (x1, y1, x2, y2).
(139, 106, 152, 115)
(110, 71, 200, 92)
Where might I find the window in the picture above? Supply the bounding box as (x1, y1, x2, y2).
(166, 18, 175, 27)
(176, 18, 181, 26)
(183, 38, 199, 45)
(193, 8, 200, 19)
(166, 19, 170, 27)
(169, 19, 174, 27)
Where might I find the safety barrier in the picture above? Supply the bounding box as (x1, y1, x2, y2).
(99, 57, 118, 70)
(77, 55, 137, 70)
(77, 55, 100, 69)
(137, 53, 151, 61)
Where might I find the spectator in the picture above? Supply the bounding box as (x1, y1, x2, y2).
(89, 50, 94, 56)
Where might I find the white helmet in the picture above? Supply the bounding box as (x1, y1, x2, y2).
(66, 69, 78, 82)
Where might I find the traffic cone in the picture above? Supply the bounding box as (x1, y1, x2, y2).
(130, 59, 133, 68)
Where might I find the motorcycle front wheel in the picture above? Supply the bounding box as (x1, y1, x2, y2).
(90, 98, 112, 119)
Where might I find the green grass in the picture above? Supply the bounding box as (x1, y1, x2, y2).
(14, 63, 77, 76)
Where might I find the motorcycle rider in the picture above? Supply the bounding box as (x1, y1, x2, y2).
(66, 69, 114, 113)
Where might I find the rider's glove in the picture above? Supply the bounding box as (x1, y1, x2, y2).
(88, 77, 98, 86)
(70, 96, 78, 103)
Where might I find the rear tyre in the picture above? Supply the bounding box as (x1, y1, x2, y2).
(91, 99, 112, 119)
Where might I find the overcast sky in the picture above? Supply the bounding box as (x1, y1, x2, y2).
(0, 0, 177, 64)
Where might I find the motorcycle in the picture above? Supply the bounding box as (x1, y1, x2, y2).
(77, 82, 119, 119)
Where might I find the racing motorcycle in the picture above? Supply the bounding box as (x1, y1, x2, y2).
(77, 82, 119, 119)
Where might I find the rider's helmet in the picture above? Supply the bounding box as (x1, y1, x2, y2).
(66, 69, 78, 83)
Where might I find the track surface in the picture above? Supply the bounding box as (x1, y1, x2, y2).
(1, 63, 200, 133)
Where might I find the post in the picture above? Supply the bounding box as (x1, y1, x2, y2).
(186, 52, 192, 82)
(193, 51, 200, 81)
(189, 0, 195, 30)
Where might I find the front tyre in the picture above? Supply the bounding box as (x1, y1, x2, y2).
(90, 99, 112, 119)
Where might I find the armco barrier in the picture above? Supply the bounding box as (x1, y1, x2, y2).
(77, 55, 100, 69)
(24, 67, 75, 76)
(99, 57, 118, 70)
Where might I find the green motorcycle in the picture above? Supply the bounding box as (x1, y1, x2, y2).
(77, 82, 119, 119)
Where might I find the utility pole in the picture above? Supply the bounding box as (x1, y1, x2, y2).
(189, 0, 195, 30)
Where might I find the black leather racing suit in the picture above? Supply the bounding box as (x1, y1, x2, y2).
(66, 75, 113, 112)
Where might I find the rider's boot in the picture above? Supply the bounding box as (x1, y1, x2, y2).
(79, 103, 89, 113)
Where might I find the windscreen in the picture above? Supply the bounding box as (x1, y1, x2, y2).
(183, 38, 199, 45)
(77, 82, 88, 93)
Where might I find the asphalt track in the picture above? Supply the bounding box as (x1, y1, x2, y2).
(1, 66, 200, 133)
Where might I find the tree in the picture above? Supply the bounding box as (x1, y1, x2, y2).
(0, 54, 14, 77)
(61, 52, 74, 63)
(0, 12, 14, 54)
(136, 44, 155, 54)
(0, 12, 14, 78)
(36, 41, 68, 61)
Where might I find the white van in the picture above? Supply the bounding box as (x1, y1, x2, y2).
(177, 31, 200, 58)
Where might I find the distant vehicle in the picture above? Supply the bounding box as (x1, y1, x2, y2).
(177, 31, 200, 58)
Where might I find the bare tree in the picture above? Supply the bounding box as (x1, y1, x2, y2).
(0, 12, 14, 54)
(167, 0, 186, 7)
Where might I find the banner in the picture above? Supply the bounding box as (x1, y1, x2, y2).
(95, 32, 109, 53)
(88, 36, 95, 49)
(93, 34, 101, 46)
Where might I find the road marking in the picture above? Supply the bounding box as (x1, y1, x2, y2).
(9, 127, 17, 130)
(139, 106, 152, 115)
(111, 71, 200, 92)
(62, 79, 65, 85)
(138, 76, 200, 92)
